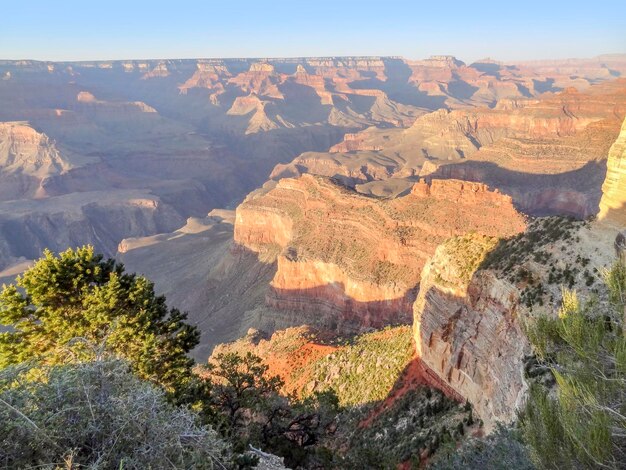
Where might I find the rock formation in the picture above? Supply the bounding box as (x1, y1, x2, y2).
(0, 122, 71, 177)
(412, 210, 621, 428)
(234, 175, 526, 331)
(412, 234, 529, 426)
(599, 116, 626, 226)
(406, 112, 626, 427)
(0, 122, 84, 200)
(0, 189, 184, 271)
(271, 79, 626, 218)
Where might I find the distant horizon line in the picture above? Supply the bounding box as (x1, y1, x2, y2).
(2, 52, 626, 65)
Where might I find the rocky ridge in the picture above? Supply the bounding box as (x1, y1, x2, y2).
(271, 80, 626, 217)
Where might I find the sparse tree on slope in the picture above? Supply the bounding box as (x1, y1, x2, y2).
(205, 352, 284, 432)
(203, 351, 339, 468)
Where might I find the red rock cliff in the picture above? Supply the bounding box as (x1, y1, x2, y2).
(234, 175, 526, 331)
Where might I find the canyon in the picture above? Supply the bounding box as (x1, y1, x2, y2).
(272, 79, 626, 217)
(2, 54, 626, 430)
(1, 55, 624, 274)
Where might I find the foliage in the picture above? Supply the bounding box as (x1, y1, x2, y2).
(202, 351, 338, 468)
(441, 233, 499, 284)
(205, 351, 284, 433)
(520, 261, 626, 469)
(478, 216, 602, 310)
(306, 326, 414, 406)
(0, 246, 199, 397)
(0, 360, 230, 469)
(481, 217, 583, 275)
(429, 424, 534, 470)
(261, 390, 339, 468)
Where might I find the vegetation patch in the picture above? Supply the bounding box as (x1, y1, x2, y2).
(480, 216, 596, 310)
(337, 388, 473, 468)
(520, 262, 626, 468)
(305, 326, 415, 406)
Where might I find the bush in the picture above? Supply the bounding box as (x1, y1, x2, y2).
(520, 262, 626, 468)
(0, 360, 230, 469)
(0, 246, 200, 398)
(202, 351, 338, 468)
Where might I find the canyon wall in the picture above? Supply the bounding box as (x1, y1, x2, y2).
(599, 117, 626, 226)
(411, 219, 620, 426)
(234, 175, 526, 332)
(0, 190, 184, 272)
(409, 116, 626, 427)
(271, 80, 626, 218)
(412, 235, 529, 426)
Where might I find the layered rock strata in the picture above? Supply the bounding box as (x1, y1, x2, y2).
(234, 175, 526, 331)
(599, 117, 626, 226)
(271, 80, 626, 218)
(413, 235, 529, 427)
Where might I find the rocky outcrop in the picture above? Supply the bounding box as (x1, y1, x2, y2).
(329, 132, 383, 153)
(227, 94, 287, 134)
(0, 122, 84, 200)
(413, 234, 529, 427)
(291, 65, 333, 105)
(178, 63, 231, 96)
(228, 62, 284, 99)
(266, 256, 415, 330)
(0, 122, 72, 179)
(234, 175, 526, 332)
(413, 210, 621, 428)
(74, 91, 158, 114)
(599, 117, 626, 225)
(141, 62, 170, 79)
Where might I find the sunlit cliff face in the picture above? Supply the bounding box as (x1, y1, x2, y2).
(233, 174, 526, 331)
(599, 117, 626, 226)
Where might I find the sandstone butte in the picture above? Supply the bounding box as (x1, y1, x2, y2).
(234, 174, 527, 332)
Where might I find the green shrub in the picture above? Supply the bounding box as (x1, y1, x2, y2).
(0, 246, 199, 398)
(0, 360, 230, 469)
(520, 262, 626, 468)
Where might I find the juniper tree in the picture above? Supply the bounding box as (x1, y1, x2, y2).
(0, 246, 200, 397)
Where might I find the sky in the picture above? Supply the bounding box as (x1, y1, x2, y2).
(1, 0, 625, 63)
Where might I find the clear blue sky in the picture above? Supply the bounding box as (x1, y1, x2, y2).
(1, 0, 625, 62)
